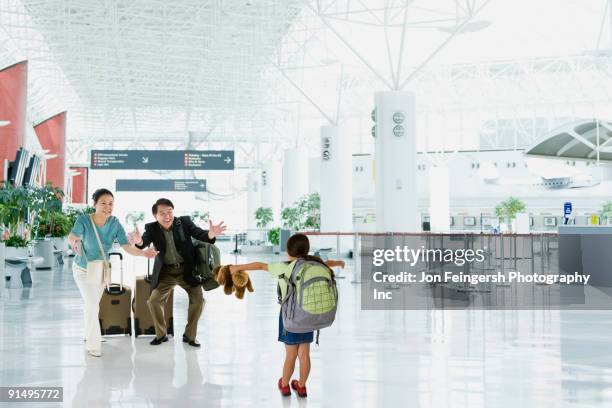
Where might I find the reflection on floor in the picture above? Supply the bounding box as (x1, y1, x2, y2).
(1, 249, 612, 408)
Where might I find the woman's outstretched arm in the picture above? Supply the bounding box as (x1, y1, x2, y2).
(121, 244, 158, 259)
(229, 262, 268, 274)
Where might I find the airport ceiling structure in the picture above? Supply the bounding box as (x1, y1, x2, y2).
(0, 0, 611, 165)
(525, 119, 612, 162)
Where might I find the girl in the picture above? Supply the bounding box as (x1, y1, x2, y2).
(229, 233, 344, 398)
(68, 188, 158, 357)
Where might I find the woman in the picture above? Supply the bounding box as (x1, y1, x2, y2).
(68, 188, 157, 357)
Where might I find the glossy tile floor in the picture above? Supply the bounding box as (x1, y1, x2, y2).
(2, 249, 612, 408)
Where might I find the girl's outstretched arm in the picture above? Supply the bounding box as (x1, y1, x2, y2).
(229, 262, 268, 274)
(326, 259, 345, 269)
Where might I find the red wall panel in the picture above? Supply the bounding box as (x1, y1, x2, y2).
(34, 111, 67, 190)
(69, 166, 88, 204)
(0, 61, 27, 179)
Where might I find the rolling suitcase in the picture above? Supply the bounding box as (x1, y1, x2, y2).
(98, 252, 132, 336)
(132, 259, 174, 337)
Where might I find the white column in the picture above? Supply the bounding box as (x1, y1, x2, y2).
(374, 91, 418, 232)
(429, 164, 450, 232)
(246, 171, 261, 241)
(308, 158, 321, 195)
(320, 125, 353, 232)
(261, 162, 282, 227)
(282, 148, 308, 209)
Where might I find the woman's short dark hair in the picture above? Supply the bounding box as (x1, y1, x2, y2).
(152, 198, 174, 215)
(92, 188, 114, 204)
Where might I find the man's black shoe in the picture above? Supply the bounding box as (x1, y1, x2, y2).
(150, 335, 169, 346)
(183, 334, 201, 348)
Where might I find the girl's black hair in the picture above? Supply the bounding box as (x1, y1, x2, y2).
(286, 233, 329, 268)
(92, 188, 114, 204)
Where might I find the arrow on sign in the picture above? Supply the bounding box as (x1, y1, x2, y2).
(142, 157, 149, 164)
(224, 157, 232, 164)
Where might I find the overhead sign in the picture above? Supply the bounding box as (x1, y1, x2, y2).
(91, 150, 234, 170)
(116, 179, 207, 192)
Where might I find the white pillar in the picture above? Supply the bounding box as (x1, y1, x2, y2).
(246, 171, 261, 241)
(282, 148, 308, 209)
(308, 158, 321, 195)
(429, 164, 450, 232)
(374, 91, 418, 232)
(261, 162, 282, 226)
(320, 125, 353, 232)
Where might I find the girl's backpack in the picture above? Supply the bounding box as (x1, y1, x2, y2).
(278, 259, 338, 341)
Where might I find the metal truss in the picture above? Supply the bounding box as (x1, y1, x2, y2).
(0, 0, 304, 164)
(1, 0, 611, 166)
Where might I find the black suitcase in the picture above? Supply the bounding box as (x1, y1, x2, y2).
(98, 252, 132, 336)
(133, 259, 174, 337)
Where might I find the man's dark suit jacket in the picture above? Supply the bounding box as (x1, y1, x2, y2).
(136, 216, 216, 290)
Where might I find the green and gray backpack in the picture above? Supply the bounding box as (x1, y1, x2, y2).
(279, 258, 338, 337)
(192, 239, 221, 291)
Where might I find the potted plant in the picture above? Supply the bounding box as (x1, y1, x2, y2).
(267, 227, 280, 246)
(254, 207, 273, 244)
(5, 234, 29, 258)
(599, 201, 612, 225)
(47, 212, 72, 252)
(281, 193, 321, 232)
(255, 207, 273, 229)
(495, 197, 526, 233)
(0, 183, 33, 258)
(28, 184, 65, 266)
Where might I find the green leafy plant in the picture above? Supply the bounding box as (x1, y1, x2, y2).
(281, 193, 320, 231)
(281, 207, 301, 230)
(599, 201, 612, 223)
(29, 184, 65, 239)
(5, 234, 29, 248)
(267, 227, 280, 246)
(254, 207, 273, 228)
(0, 182, 32, 238)
(36, 212, 72, 238)
(300, 193, 320, 230)
(495, 197, 526, 227)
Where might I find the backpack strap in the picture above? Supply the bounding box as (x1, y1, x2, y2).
(316, 330, 320, 346)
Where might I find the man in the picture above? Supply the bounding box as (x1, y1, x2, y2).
(130, 198, 227, 347)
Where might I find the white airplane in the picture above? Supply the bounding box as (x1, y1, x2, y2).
(477, 158, 601, 190)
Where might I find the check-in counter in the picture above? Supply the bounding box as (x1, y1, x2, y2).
(559, 225, 612, 287)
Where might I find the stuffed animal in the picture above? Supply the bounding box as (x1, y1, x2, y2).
(232, 269, 254, 299)
(213, 265, 234, 295)
(213, 265, 254, 299)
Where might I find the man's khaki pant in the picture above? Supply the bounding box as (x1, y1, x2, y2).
(147, 264, 204, 340)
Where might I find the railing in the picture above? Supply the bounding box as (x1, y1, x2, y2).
(298, 232, 559, 285)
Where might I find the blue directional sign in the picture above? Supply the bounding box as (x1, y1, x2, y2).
(91, 150, 234, 170)
(564, 202, 572, 216)
(116, 179, 207, 192)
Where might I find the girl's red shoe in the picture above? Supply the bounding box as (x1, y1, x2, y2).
(278, 378, 291, 396)
(290, 380, 308, 397)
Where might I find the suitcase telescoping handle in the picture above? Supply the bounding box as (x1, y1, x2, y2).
(147, 258, 152, 282)
(108, 252, 124, 292)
